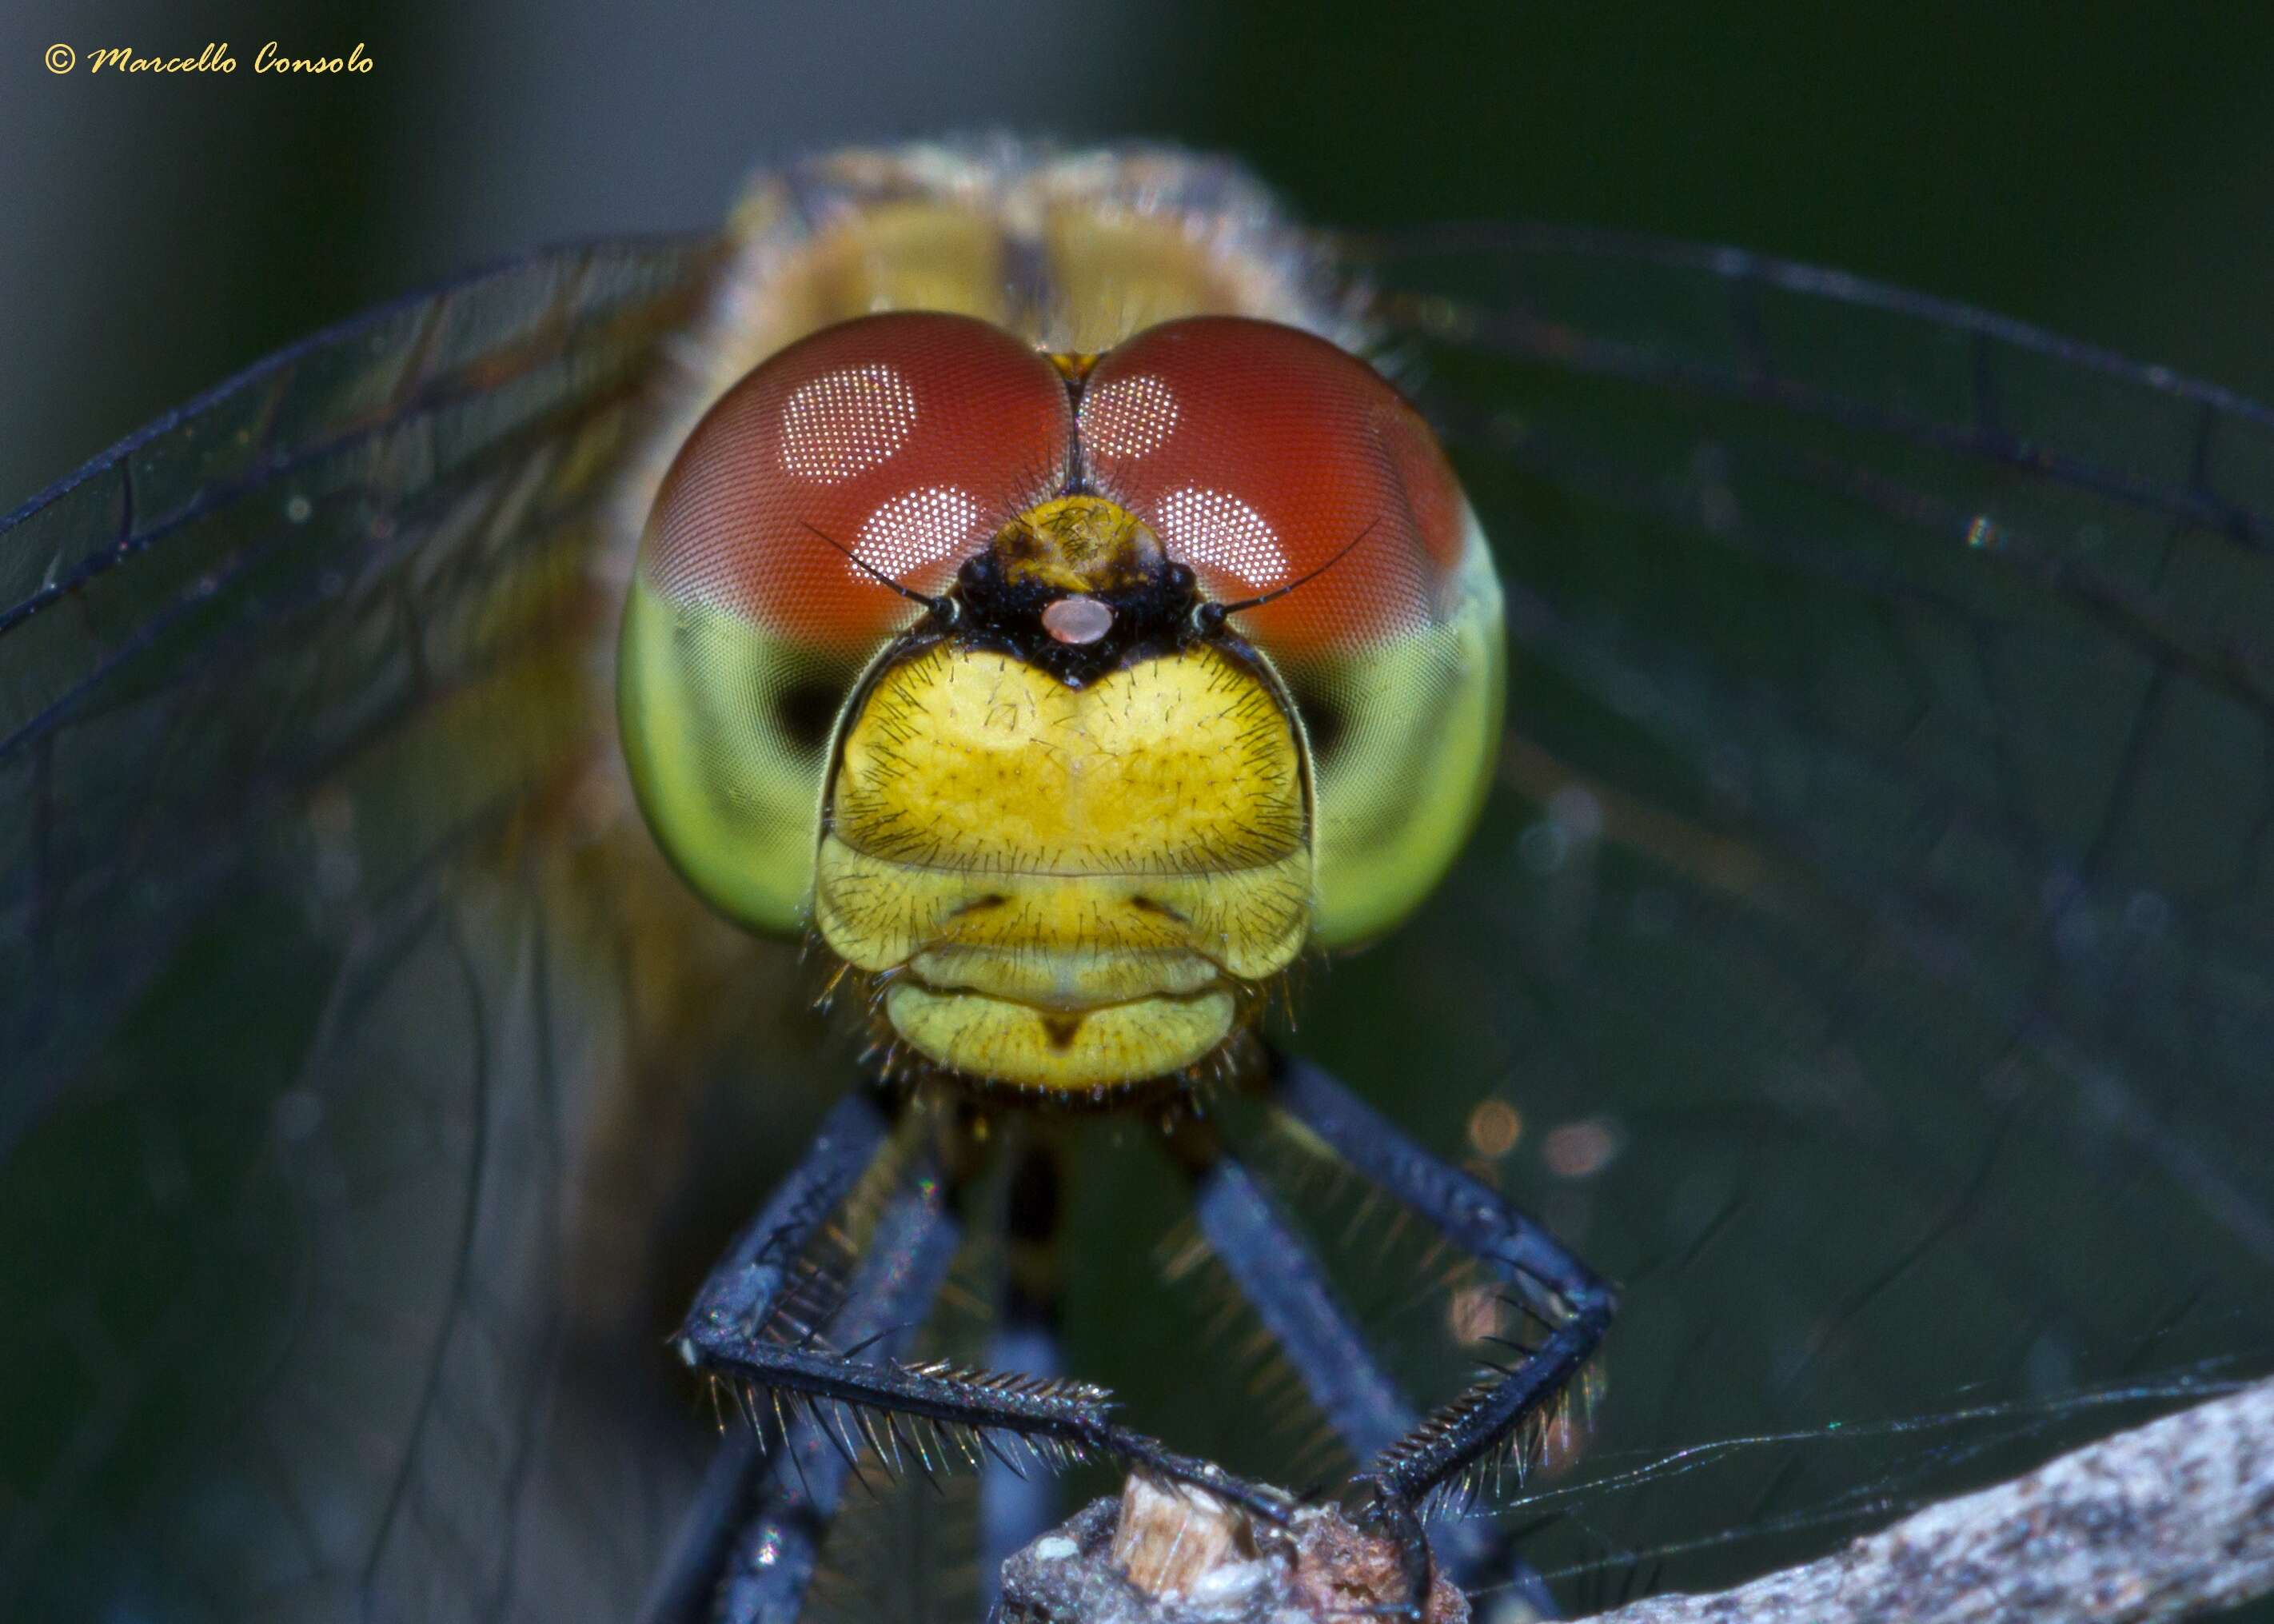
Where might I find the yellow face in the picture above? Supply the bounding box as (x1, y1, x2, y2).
(820, 636, 1311, 1088)
(619, 312, 1502, 1095)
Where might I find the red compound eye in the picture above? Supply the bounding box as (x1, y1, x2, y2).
(643, 312, 1074, 645)
(1079, 317, 1466, 653)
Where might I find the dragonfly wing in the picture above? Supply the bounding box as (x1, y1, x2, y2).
(1351, 225, 2274, 1598)
(0, 238, 839, 1624)
(3, 236, 719, 1118)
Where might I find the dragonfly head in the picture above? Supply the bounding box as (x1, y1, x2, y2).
(618, 310, 1505, 1097)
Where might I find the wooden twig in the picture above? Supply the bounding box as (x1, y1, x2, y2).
(999, 1379, 2274, 1624)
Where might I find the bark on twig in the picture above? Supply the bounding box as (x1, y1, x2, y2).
(999, 1475, 1467, 1622)
(1000, 1380, 2274, 1624)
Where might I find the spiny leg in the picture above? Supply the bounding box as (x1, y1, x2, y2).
(1171, 1115, 1411, 1462)
(1169, 1113, 1563, 1620)
(661, 1103, 1110, 1624)
(640, 1087, 903, 1624)
(709, 1175, 963, 1622)
(676, 1087, 903, 1357)
(656, 1079, 1298, 1624)
(1263, 1054, 1617, 1591)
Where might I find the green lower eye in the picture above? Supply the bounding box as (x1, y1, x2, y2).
(617, 577, 857, 936)
(1300, 505, 1506, 948)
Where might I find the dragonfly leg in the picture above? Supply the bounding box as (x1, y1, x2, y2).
(652, 1082, 1297, 1624)
(640, 1087, 903, 1624)
(1260, 1052, 1618, 1599)
(1171, 1110, 1566, 1619)
(703, 1172, 964, 1624)
(640, 1086, 923, 1623)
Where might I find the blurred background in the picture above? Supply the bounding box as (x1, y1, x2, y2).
(6, 0, 2274, 502)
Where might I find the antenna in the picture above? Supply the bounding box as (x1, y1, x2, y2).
(799, 521, 955, 616)
(1195, 519, 1379, 629)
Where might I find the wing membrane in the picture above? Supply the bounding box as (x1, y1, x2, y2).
(0, 237, 719, 1135)
(1342, 226, 2274, 1595)
(0, 238, 836, 1624)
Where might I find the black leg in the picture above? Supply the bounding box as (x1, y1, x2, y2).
(1175, 1116, 1563, 1619)
(1182, 1131, 1414, 1462)
(655, 1080, 1300, 1624)
(640, 1089, 904, 1624)
(685, 1261, 1292, 1525)
(654, 1059, 1602, 1622)
(1266, 1053, 1618, 1514)
(709, 1176, 965, 1624)
(640, 1429, 760, 1624)
(674, 1088, 901, 1355)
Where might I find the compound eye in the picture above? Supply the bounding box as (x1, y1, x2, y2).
(644, 312, 1073, 647)
(621, 313, 1073, 936)
(1079, 317, 1504, 951)
(1077, 317, 1467, 655)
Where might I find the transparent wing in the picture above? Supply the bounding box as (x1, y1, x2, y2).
(1327, 225, 2274, 1602)
(2, 236, 716, 1118)
(0, 238, 868, 1624)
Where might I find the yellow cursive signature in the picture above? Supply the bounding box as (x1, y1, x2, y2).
(58, 42, 373, 75)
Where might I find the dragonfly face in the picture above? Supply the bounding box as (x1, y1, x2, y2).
(6, 139, 2274, 1624)
(620, 308, 1499, 1092)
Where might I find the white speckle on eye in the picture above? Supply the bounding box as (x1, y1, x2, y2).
(285, 493, 313, 523)
(1154, 485, 1287, 586)
(854, 483, 982, 578)
(780, 362, 919, 481)
(1081, 373, 1179, 458)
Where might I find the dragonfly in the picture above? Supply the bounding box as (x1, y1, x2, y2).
(5, 139, 2273, 1624)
